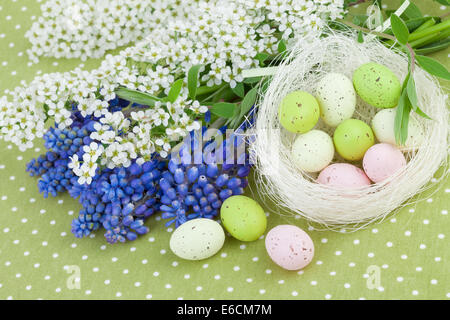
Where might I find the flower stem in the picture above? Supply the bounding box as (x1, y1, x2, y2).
(412, 18, 436, 34)
(410, 27, 450, 48)
(408, 19, 450, 42)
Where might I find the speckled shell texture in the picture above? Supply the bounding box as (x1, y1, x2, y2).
(265, 225, 314, 270)
(169, 218, 225, 260)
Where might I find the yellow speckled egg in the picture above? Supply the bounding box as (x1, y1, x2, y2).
(315, 73, 356, 127)
(278, 91, 320, 134)
(353, 62, 401, 109)
(221, 195, 267, 242)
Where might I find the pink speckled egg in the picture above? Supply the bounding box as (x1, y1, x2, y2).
(265, 225, 314, 271)
(317, 163, 371, 189)
(363, 143, 406, 183)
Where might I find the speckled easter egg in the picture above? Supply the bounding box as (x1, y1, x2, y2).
(265, 225, 314, 271)
(363, 143, 407, 183)
(333, 119, 374, 161)
(372, 108, 424, 150)
(278, 91, 320, 133)
(317, 163, 371, 188)
(353, 62, 401, 109)
(291, 129, 334, 172)
(315, 73, 356, 127)
(169, 218, 225, 260)
(221, 195, 267, 241)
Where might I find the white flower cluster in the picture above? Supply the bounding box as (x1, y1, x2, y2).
(25, 0, 175, 62)
(2, 0, 345, 184)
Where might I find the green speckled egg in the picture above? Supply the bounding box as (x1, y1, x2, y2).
(278, 91, 320, 133)
(220, 195, 267, 242)
(353, 62, 401, 109)
(169, 218, 225, 260)
(333, 119, 375, 161)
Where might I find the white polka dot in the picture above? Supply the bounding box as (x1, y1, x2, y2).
(310, 280, 317, 286)
(431, 279, 438, 285)
(329, 271, 336, 276)
(401, 254, 408, 260)
(214, 275, 221, 280)
(416, 267, 422, 272)
(146, 294, 152, 299)
(441, 210, 447, 215)
(196, 286, 202, 291)
(404, 231, 411, 236)
(419, 244, 426, 249)
(221, 253, 227, 258)
(397, 277, 404, 282)
(335, 251, 342, 256)
(184, 274, 190, 279)
(111, 257, 118, 262)
(104, 280, 110, 285)
(227, 287, 234, 292)
(412, 290, 419, 296)
(353, 239, 360, 245)
(349, 262, 355, 267)
(134, 282, 141, 287)
(291, 291, 298, 296)
(265, 269, 272, 274)
(153, 272, 159, 277)
(372, 228, 378, 233)
(116, 292, 122, 297)
(344, 283, 351, 288)
(423, 219, 429, 225)
(240, 244, 246, 250)
(259, 289, 266, 294)
(246, 278, 253, 283)
(368, 252, 374, 258)
(325, 294, 332, 299)
(435, 257, 441, 262)
(386, 242, 393, 247)
(202, 263, 208, 268)
(141, 259, 148, 264)
(316, 260, 323, 265)
(252, 257, 259, 262)
(160, 249, 166, 254)
(438, 234, 445, 239)
(233, 266, 240, 271)
(321, 238, 328, 243)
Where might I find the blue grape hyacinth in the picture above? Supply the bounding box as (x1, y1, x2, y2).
(159, 127, 251, 228)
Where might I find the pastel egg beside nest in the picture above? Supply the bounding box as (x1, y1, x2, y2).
(265, 225, 314, 271)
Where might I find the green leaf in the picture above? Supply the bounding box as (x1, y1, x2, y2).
(255, 53, 270, 66)
(187, 64, 202, 100)
(167, 79, 184, 103)
(416, 55, 450, 80)
(352, 14, 368, 27)
(390, 14, 410, 45)
(406, 76, 432, 120)
(115, 87, 161, 107)
(434, 0, 449, 5)
(357, 30, 364, 43)
(394, 88, 411, 145)
(243, 76, 262, 84)
(278, 39, 286, 54)
(209, 102, 237, 119)
(401, 1, 423, 20)
(231, 82, 245, 98)
(414, 38, 450, 55)
(240, 87, 258, 119)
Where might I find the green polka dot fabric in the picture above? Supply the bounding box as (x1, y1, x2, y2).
(0, 0, 448, 300)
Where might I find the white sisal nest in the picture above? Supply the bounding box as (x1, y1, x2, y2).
(251, 31, 449, 227)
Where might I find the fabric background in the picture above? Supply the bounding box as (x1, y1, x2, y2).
(0, 0, 448, 300)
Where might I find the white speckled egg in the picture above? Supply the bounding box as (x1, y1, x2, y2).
(291, 129, 334, 172)
(315, 73, 356, 127)
(372, 109, 424, 150)
(169, 218, 225, 260)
